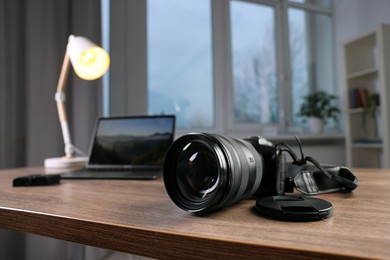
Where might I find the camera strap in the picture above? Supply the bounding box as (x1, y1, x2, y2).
(276, 137, 358, 195)
(285, 163, 358, 195)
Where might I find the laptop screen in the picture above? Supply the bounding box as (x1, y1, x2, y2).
(87, 115, 175, 168)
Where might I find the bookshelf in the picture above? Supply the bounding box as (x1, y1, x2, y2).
(344, 24, 390, 168)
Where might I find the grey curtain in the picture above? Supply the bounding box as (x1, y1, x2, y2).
(0, 0, 103, 258)
(0, 0, 103, 169)
(0, 0, 27, 169)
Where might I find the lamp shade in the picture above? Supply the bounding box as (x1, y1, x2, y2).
(67, 35, 110, 80)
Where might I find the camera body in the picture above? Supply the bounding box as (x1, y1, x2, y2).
(163, 133, 286, 213)
(244, 136, 290, 197)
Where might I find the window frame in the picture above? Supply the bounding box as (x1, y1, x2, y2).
(105, 0, 336, 138)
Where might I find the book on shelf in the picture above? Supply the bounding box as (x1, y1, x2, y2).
(349, 88, 369, 109)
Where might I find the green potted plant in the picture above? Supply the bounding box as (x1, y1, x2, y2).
(297, 90, 340, 133)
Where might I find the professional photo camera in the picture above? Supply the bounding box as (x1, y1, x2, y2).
(163, 133, 358, 220)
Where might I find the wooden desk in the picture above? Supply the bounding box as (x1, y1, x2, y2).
(0, 167, 389, 259)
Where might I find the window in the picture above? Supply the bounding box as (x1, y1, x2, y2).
(288, 3, 334, 127)
(230, 1, 278, 125)
(106, 0, 336, 135)
(147, 0, 214, 129)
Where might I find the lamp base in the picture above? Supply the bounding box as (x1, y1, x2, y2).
(44, 156, 88, 169)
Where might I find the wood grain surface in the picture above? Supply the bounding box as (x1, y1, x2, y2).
(0, 167, 389, 259)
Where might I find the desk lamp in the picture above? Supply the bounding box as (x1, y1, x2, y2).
(44, 35, 110, 169)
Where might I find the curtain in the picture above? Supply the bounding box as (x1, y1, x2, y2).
(0, 0, 103, 169)
(0, 0, 27, 169)
(0, 0, 103, 258)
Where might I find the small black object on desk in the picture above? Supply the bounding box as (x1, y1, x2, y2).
(13, 174, 61, 187)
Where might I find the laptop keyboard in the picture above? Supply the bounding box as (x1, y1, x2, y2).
(61, 168, 162, 179)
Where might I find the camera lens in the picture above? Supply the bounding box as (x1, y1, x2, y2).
(163, 133, 263, 213)
(175, 142, 219, 202)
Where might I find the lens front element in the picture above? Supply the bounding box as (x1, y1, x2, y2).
(176, 142, 219, 202)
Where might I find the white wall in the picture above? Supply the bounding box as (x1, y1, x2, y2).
(331, 0, 390, 166)
(334, 0, 390, 97)
(334, 0, 390, 40)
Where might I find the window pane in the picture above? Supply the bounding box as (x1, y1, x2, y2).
(230, 1, 278, 124)
(147, 0, 213, 128)
(289, 8, 334, 127)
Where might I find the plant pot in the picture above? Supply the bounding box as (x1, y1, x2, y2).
(307, 117, 324, 134)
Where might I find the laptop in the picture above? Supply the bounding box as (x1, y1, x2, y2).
(61, 115, 175, 179)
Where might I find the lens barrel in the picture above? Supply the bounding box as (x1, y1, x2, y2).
(163, 133, 263, 213)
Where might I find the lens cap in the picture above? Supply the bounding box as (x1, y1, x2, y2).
(255, 195, 333, 221)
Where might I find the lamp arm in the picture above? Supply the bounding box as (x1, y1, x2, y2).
(55, 52, 75, 158)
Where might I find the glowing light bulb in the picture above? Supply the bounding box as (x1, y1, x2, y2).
(81, 50, 96, 64)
